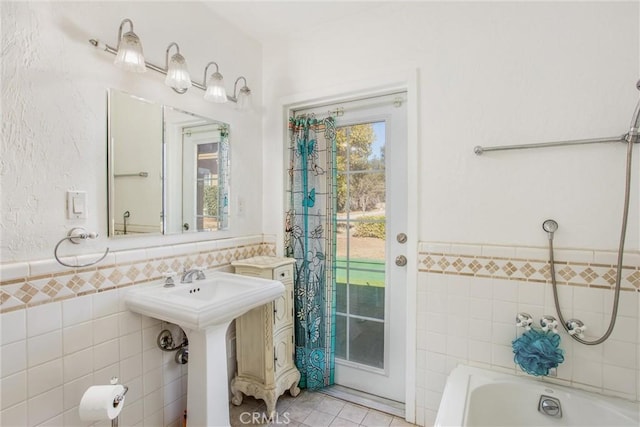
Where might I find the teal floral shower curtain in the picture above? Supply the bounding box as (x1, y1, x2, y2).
(285, 115, 337, 389)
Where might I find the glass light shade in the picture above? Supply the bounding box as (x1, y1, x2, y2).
(165, 53, 192, 90)
(235, 86, 252, 111)
(114, 31, 146, 73)
(204, 72, 227, 103)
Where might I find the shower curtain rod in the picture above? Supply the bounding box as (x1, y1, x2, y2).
(473, 134, 628, 155)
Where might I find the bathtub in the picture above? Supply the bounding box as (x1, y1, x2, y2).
(435, 365, 639, 426)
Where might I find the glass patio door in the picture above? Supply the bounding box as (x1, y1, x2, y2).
(332, 93, 408, 402)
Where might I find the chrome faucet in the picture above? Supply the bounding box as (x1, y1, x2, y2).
(181, 268, 205, 284)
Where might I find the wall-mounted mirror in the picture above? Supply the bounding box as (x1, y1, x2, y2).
(107, 89, 230, 236)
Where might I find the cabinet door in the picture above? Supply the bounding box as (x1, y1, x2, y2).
(273, 285, 293, 333)
(274, 326, 294, 374)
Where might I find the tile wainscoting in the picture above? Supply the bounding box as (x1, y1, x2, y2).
(0, 235, 275, 427)
(415, 242, 639, 427)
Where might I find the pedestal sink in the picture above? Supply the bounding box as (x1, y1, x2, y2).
(125, 271, 285, 427)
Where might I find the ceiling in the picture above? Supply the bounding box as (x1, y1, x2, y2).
(205, 1, 376, 43)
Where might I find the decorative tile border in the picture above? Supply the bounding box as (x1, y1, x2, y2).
(418, 244, 640, 291)
(0, 237, 276, 313)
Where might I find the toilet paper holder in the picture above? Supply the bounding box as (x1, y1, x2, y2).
(113, 385, 128, 408)
(110, 378, 128, 427)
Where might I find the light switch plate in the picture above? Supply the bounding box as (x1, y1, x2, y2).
(67, 191, 87, 219)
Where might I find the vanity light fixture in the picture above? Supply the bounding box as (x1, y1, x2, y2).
(90, 18, 253, 109)
(231, 76, 252, 111)
(164, 42, 192, 93)
(113, 19, 146, 73)
(203, 62, 227, 103)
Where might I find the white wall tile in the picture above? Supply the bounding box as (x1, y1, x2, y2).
(92, 290, 119, 318)
(62, 373, 93, 412)
(119, 331, 142, 360)
(118, 311, 142, 335)
(63, 348, 92, 383)
(1, 340, 26, 378)
(492, 300, 517, 324)
(62, 295, 93, 327)
(1, 310, 26, 346)
(27, 359, 62, 398)
(63, 322, 93, 355)
(492, 281, 518, 303)
(143, 366, 163, 395)
(93, 339, 119, 370)
(603, 365, 637, 395)
(143, 388, 164, 419)
(603, 340, 637, 368)
(27, 331, 61, 368)
(27, 303, 61, 338)
(93, 315, 119, 345)
(93, 362, 120, 387)
(468, 340, 492, 365)
(0, 401, 27, 426)
(27, 386, 62, 426)
(1, 371, 26, 410)
(469, 298, 492, 321)
(120, 354, 143, 384)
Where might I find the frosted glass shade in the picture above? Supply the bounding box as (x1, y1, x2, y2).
(235, 86, 252, 111)
(204, 72, 227, 103)
(165, 52, 192, 90)
(114, 31, 146, 73)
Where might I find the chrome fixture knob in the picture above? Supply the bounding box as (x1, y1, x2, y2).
(162, 272, 176, 288)
(540, 315, 558, 333)
(539, 395, 562, 418)
(175, 348, 189, 365)
(395, 255, 407, 267)
(516, 312, 533, 330)
(566, 319, 586, 339)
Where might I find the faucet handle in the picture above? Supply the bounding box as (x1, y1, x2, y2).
(540, 315, 559, 333)
(194, 268, 206, 280)
(162, 271, 176, 287)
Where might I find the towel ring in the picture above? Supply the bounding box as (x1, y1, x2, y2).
(54, 227, 110, 268)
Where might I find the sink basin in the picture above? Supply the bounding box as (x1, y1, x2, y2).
(124, 271, 285, 330)
(124, 271, 285, 427)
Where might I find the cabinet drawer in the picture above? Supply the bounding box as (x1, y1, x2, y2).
(234, 267, 273, 280)
(274, 266, 293, 283)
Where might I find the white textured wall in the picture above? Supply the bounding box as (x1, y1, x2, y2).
(262, 1, 640, 252)
(260, 2, 640, 425)
(1, 1, 263, 263)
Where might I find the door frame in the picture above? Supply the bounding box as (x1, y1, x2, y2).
(278, 70, 419, 422)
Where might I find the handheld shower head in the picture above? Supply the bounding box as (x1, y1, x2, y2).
(626, 79, 640, 143)
(542, 219, 558, 240)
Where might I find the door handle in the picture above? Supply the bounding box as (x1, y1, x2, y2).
(395, 255, 407, 267)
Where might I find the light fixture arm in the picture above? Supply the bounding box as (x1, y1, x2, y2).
(117, 18, 134, 45)
(203, 61, 221, 86)
(165, 42, 180, 70)
(232, 76, 248, 101)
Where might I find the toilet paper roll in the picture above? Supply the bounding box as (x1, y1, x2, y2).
(78, 384, 125, 421)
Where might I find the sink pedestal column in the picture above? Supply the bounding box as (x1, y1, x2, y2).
(184, 322, 232, 427)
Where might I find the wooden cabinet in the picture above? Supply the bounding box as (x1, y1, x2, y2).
(230, 256, 300, 418)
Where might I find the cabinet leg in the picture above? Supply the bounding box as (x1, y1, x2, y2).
(230, 389, 243, 406)
(289, 382, 301, 397)
(264, 393, 277, 421)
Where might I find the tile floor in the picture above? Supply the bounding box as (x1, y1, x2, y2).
(229, 390, 415, 427)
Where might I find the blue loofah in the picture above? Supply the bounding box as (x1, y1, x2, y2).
(512, 329, 564, 376)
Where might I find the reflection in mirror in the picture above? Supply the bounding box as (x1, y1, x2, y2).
(163, 107, 229, 234)
(107, 89, 230, 237)
(108, 90, 163, 235)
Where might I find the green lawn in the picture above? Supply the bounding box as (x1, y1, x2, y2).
(336, 257, 385, 287)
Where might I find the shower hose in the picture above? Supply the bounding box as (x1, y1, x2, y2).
(548, 133, 635, 345)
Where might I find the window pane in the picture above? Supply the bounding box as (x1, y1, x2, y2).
(349, 318, 384, 368)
